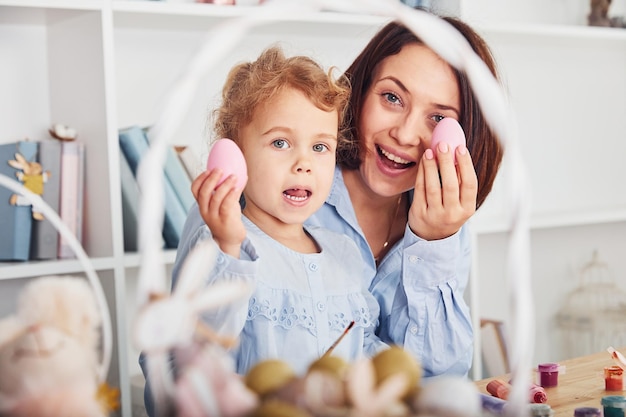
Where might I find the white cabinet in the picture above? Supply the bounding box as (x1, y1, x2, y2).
(1, 0, 625, 414)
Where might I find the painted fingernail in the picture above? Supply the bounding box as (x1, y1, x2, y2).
(424, 149, 434, 160)
(438, 142, 449, 153)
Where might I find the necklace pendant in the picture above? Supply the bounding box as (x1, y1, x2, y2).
(382, 241, 389, 249)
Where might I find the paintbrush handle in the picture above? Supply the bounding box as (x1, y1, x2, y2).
(323, 320, 355, 357)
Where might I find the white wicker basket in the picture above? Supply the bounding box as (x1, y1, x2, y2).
(135, 0, 533, 414)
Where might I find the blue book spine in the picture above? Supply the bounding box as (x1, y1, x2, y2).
(31, 139, 62, 259)
(119, 126, 186, 249)
(146, 129, 195, 214)
(0, 141, 39, 261)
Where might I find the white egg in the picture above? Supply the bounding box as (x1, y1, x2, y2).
(414, 375, 481, 417)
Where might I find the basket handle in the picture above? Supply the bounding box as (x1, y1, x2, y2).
(0, 173, 112, 383)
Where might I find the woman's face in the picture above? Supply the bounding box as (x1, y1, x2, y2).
(358, 43, 461, 197)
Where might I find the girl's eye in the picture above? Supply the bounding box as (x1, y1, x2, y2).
(271, 139, 289, 149)
(313, 143, 329, 153)
(383, 92, 402, 106)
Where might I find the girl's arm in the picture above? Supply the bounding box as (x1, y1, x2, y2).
(172, 204, 257, 337)
(192, 170, 246, 258)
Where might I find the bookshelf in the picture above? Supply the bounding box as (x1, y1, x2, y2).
(1, 0, 625, 415)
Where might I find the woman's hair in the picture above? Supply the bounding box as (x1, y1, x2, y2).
(338, 19, 504, 209)
(214, 46, 350, 148)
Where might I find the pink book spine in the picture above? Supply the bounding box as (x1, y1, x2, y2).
(58, 141, 81, 259)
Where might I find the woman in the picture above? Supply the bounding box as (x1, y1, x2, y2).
(170, 17, 503, 381)
(305, 18, 504, 378)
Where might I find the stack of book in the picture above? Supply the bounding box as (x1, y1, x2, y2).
(0, 138, 85, 261)
(118, 126, 199, 251)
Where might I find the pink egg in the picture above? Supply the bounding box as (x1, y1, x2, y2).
(206, 138, 248, 190)
(430, 118, 467, 164)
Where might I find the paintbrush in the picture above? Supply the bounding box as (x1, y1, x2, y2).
(323, 320, 355, 357)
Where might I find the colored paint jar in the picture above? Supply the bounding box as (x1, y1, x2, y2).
(574, 407, 602, 417)
(606, 366, 625, 391)
(602, 395, 626, 417)
(538, 363, 560, 387)
(529, 403, 554, 417)
(487, 379, 511, 400)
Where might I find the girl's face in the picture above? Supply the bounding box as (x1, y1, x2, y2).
(358, 43, 461, 197)
(240, 87, 339, 228)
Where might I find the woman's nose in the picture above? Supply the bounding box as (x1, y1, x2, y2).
(392, 113, 426, 147)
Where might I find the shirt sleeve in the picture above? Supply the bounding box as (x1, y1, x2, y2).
(371, 224, 473, 378)
(171, 204, 259, 340)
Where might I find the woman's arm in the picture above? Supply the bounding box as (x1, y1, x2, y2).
(371, 224, 473, 377)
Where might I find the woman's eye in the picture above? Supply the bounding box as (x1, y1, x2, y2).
(432, 114, 446, 123)
(272, 139, 289, 149)
(383, 92, 402, 106)
(313, 143, 328, 153)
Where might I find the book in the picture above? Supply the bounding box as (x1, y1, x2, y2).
(30, 139, 62, 260)
(175, 145, 202, 181)
(119, 151, 139, 252)
(77, 141, 85, 246)
(119, 126, 187, 249)
(57, 141, 85, 259)
(0, 140, 39, 261)
(119, 151, 165, 252)
(145, 130, 195, 214)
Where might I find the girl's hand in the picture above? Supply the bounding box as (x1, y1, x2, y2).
(408, 143, 478, 241)
(192, 169, 246, 257)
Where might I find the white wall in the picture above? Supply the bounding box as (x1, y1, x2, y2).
(477, 221, 626, 367)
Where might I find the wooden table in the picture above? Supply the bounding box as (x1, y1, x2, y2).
(476, 347, 626, 416)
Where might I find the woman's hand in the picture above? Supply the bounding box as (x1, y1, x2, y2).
(408, 143, 477, 241)
(192, 169, 246, 257)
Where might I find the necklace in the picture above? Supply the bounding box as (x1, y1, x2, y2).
(374, 194, 403, 264)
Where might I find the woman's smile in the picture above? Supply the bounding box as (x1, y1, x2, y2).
(376, 144, 416, 169)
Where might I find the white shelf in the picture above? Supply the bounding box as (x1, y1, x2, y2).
(2, 0, 626, 413)
(0, 257, 116, 280)
(472, 208, 626, 235)
(0, 0, 103, 11)
(479, 21, 626, 41)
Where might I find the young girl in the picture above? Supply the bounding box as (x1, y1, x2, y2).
(173, 46, 388, 375)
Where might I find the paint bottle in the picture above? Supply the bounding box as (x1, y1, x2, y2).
(488, 379, 548, 403)
(602, 395, 626, 417)
(537, 363, 560, 387)
(606, 366, 625, 391)
(574, 407, 602, 417)
(487, 379, 510, 400)
(480, 393, 507, 415)
(529, 383, 548, 403)
(529, 403, 554, 417)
